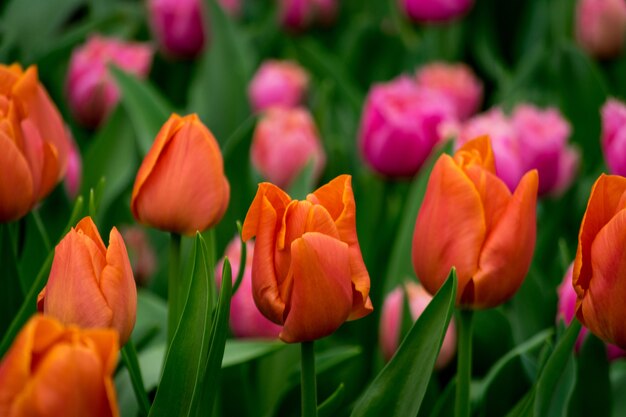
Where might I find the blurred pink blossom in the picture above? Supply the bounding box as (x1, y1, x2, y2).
(279, 0, 338, 30)
(399, 0, 474, 23)
(248, 60, 309, 112)
(576, 0, 626, 59)
(120, 226, 158, 286)
(66, 35, 153, 128)
(601, 98, 626, 175)
(148, 0, 206, 58)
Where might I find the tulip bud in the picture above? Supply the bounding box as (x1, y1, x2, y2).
(558, 262, 626, 360)
(0, 64, 71, 222)
(37, 216, 137, 346)
(511, 105, 579, 196)
(576, 0, 626, 59)
(251, 107, 326, 189)
(0, 315, 119, 417)
(573, 174, 626, 349)
(279, 0, 338, 31)
(216, 237, 282, 338)
(242, 175, 373, 342)
(399, 0, 474, 23)
(121, 226, 158, 286)
(248, 60, 309, 112)
(415, 62, 483, 120)
(359, 76, 455, 178)
(66, 35, 153, 128)
(131, 113, 230, 235)
(601, 99, 626, 175)
(413, 136, 538, 308)
(63, 132, 82, 200)
(380, 282, 456, 368)
(148, 0, 206, 58)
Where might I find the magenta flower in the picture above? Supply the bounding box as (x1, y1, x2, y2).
(248, 60, 309, 112)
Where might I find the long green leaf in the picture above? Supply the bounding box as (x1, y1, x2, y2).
(0, 225, 23, 336)
(222, 340, 285, 368)
(351, 269, 457, 417)
(568, 335, 611, 417)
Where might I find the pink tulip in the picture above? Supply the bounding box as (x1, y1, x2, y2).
(279, 0, 338, 30)
(148, 0, 206, 58)
(415, 62, 483, 120)
(63, 132, 82, 200)
(399, 0, 474, 23)
(251, 107, 326, 189)
(576, 0, 626, 59)
(379, 282, 456, 368)
(216, 237, 282, 339)
(360, 76, 455, 178)
(601, 98, 626, 175)
(66, 35, 153, 128)
(248, 60, 309, 112)
(558, 263, 626, 360)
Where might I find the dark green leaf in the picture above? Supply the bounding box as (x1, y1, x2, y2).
(222, 340, 285, 368)
(568, 335, 611, 417)
(318, 383, 345, 417)
(0, 225, 23, 335)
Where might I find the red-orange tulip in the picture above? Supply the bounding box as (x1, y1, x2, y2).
(131, 113, 230, 234)
(573, 174, 626, 348)
(0, 64, 71, 222)
(412, 136, 538, 308)
(37, 217, 136, 345)
(242, 175, 373, 342)
(0, 315, 119, 417)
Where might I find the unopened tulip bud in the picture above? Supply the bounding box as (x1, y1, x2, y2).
(380, 282, 456, 368)
(576, 0, 626, 59)
(248, 60, 309, 112)
(148, 0, 206, 58)
(66, 35, 153, 128)
(601, 99, 626, 175)
(399, 0, 474, 23)
(216, 237, 282, 338)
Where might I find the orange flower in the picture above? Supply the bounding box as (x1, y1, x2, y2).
(131, 113, 230, 234)
(37, 217, 136, 345)
(242, 175, 373, 342)
(573, 174, 626, 348)
(0, 64, 71, 222)
(0, 315, 119, 417)
(412, 136, 538, 308)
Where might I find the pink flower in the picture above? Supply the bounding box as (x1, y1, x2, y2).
(148, 0, 206, 58)
(216, 237, 282, 339)
(359, 76, 456, 178)
(601, 98, 626, 175)
(415, 62, 483, 120)
(66, 35, 153, 128)
(63, 131, 82, 200)
(248, 60, 309, 112)
(379, 282, 456, 368)
(279, 0, 338, 30)
(558, 263, 626, 361)
(400, 0, 474, 23)
(251, 107, 326, 189)
(576, 0, 626, 59)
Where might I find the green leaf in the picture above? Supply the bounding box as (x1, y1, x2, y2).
(318, 383, 345, 417)
(132, 290, 168, 349)
(148, 234, 213, 417)
(351, 269, 457, 417)
(0, 225, 23, 336)
(568, 335, 611, 417)
(222, 340, 285, 368)
(288, 159, 316, 201)
(110, 65, 173, 156)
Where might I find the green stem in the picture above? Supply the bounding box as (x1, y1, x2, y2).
(301, 341, 318, 417)
(168, 233, 182, 343)
(31, 209, 51, 252)
(121, 340, 151, 416)
(455, 308, 474, 417)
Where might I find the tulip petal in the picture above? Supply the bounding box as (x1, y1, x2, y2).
(280, 232, 353, 342)
(463, 164, 511, 234)
(242, 182, 291, 241)
(0, 130, 34, 221)
(412, 154, 486, 301)
(454, 135, 496, 174)
(471, 170, 538, 308)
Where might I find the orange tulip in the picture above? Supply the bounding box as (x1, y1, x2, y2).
(412, 136, 538, 308)
(0, 315, 119, 417)
(37, 217, 136, 345)
(131, 113, 230, 234)
(242, 175, 373, 342)
(573, 174, 626, 348)
(0, 64, 71, 222)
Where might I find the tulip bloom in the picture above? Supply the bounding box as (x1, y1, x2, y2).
(216, 237, 282, 339)
(413, 136, 538, 308)
(601, 99, 626, 176)
(380, 282, 456, 368)
(248, 60, 309, 112)
(576, 0, 626, 59)
(251, 107, 326, 189)
(359, 76, 455, 178)
(0, 315, 119, 417)
(242, 175, 373, 342)
(0, 64, 71, 222)
(415, 62, 483, 120)
(131, 113, 230, 235)
(558, 263, 626, 360)
(66, 35, 153, 128)
(148, 0, 206, 58)
(37, 217, 137, 346)
(573, 174, 626, 348)
(400, 0, 474, 23)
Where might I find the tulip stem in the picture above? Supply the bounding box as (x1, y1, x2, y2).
(301, 341, 318, 417)
(168, 233, 182, 343)
(121, 340, 151, 416)
(455, 308, 474, 417)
